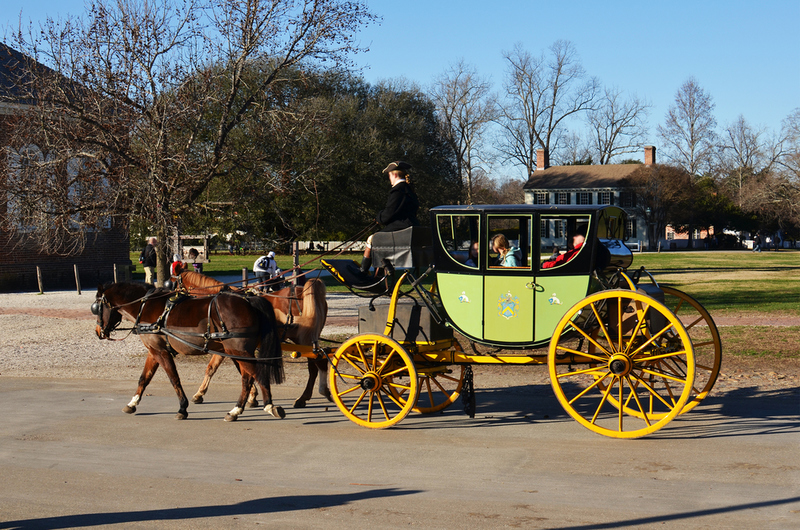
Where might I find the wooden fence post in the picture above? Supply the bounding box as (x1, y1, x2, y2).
(242, 268, 248, 287)
(74, 264, 81, 295)
(113, 264, 120, 283)
(292, 242, 299, 287)
(36, 266, 44, 294)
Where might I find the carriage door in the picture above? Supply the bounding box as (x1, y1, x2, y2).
(533, 214, 593, 343)
(483, 215, 534, 343)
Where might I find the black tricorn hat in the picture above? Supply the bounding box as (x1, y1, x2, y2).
(382, 161, 412, 174)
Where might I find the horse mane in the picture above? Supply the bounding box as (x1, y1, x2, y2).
(179, 271, 227, 295)
(98, 281, 150, 299)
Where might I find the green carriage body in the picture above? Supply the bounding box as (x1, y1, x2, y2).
(430, 204, 632, 348)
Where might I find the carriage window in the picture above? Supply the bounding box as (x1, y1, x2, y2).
(540, 215, 591, 269)
(487, 216, 530, 269)
(436, 214, 480, 269)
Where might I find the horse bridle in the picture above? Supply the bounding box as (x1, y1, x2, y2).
(92, 294, 121, 339)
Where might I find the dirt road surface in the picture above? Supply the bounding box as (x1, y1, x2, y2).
(0, 289, 798, 529)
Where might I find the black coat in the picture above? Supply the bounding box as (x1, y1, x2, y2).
(142, 244, 157, 268)
(376, 181, 419, 232)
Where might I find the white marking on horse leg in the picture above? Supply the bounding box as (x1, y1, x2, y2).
(128, 395, 141, 408)
(228, 406, 243, 418)
(264, 403, 286, 419)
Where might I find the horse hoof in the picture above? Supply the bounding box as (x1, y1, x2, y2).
(323, 392, 334, 403)
(224, 413, 238, 422)
(122, 405, 136, 414)
(247, 400, 260, 409)
(265, 404, 286, 419)
(191, 395, 204, 404)
(176, 411, 188, 420)
(293, 399, 306, 409)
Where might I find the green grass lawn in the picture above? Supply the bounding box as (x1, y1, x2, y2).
(633, 250, 800, 316)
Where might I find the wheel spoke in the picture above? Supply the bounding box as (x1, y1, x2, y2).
(565, 319, 614, 357)
(625, 375, 652, 427)
(567, 371, 612, 405)
(640, 366, 692, 385)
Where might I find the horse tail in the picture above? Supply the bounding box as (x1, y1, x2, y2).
(247, 295, 284, 385)
(299, 279, 328, 340)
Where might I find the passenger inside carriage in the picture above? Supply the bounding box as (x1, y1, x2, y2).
(542, 225, 586, 269)
(464, 241, 479, 267)
(491, 233, 522, 267)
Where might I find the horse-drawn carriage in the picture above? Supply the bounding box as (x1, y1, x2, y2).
(318, 204, 721, 438)
(94, 203, 720, 438)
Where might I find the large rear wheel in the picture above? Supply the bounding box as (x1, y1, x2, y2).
(548, 290, 695, 438)
(659, 286, 721, 414)
(329, 333, 418, 429)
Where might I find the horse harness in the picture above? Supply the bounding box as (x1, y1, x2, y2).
(95, 289, 280, 362)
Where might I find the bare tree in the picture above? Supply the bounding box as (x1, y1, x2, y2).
(717, 115, 784, 208)
(586, 86, 651, 164)
(657, 77, 717, 175)
(2, 0, 375, 282)
(496, 40, 599, 176)
(624, 164, 694, 250)
(431, 59, 497, 204)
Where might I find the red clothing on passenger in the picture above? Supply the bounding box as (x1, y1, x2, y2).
(541, 243, 583, 269)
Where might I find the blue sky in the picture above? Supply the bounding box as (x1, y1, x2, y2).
(5, 0, 799, 179)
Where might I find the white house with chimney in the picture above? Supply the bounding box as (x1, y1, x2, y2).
(523, 146, 658, 250)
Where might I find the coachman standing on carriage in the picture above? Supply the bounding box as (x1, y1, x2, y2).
(360, 161, 419, 273)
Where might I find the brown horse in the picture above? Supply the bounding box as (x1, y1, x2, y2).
(93, 282, 285, 421)
(177, 271, 332, 408)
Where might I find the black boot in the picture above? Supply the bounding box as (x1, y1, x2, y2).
(360, 256, 371, 274)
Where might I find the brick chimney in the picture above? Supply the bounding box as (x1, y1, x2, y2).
(537, 148, 550, 170)
(644, 145, 656, 166)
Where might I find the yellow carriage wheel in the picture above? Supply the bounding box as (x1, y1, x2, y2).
(328, 333, 418, 429)
(389, 340, 466, 414)
(657, 286, 721, 414)
(548, 290, 695, 439)
(589, 286, 722, 418)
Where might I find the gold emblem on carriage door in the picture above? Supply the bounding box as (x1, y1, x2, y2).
(498, 291, 519, 319)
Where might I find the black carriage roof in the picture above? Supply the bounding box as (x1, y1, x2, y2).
(430, 204, 619, 214)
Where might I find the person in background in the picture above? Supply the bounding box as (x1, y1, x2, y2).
(491, 234, 520, 267)
(253, 251, 278, 291)
(360, 161, 419, 273)
(170, 254, 184, 277)
(188, 248, 203, 273)
(141, 237, 157, 285)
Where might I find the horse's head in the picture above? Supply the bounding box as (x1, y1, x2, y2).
(93, 284, 124, 340)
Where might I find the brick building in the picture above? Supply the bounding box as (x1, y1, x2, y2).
(0, 43, 129, 291)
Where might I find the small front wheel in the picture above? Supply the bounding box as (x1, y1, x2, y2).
(329, 333, 418, 429)
(548, 290, 695, 438)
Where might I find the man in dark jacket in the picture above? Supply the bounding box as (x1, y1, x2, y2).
(361, 161, 419, 273)
(141, 237, 158, 285)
